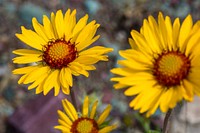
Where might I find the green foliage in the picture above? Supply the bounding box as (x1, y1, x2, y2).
(134, 113, 151, 132)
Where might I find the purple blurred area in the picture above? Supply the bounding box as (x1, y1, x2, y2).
(1, 0, 200, 133)
(6, 91, 65, 133)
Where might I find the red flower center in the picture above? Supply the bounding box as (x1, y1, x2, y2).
(42, 39, 77, 69)
(153, 51, 191, 87)
(71, 117, 99, 133)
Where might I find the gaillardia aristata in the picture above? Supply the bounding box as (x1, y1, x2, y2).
(111, 12, 200, 117)
(13, 9, 113, 96)
(54, 96, 117, 133)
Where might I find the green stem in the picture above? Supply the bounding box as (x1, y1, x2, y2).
(162, 109, 172, 133)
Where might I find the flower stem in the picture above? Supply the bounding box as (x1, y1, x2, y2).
(162, 109, 172, 133)
(70, 88, 78, 110)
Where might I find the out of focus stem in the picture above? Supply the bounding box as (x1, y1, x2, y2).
(162, 109, 172, 133)
(70, 88, 77, 110)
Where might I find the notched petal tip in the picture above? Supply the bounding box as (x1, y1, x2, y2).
(32, 17, 37, 22)
(158, 11, 164, 17)
(71, 9, 77, 14)
(84, 14, 89, 19)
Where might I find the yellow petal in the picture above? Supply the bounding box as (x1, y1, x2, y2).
(124, 86, 143, 96)
(79, 46, 113, 56)
(35, 83, 44, 94)
(62, 85, 70, 95)
(13, 49, 42, 55)
(165, 16, 173, 51)
(82, 96, 89, 117)
(58, 119, 71, 129)
(13, 55, 42, 64)
(119, 49, 152, 65)
(28, 72, 49, 90)
(43, 15, 55, 39)
(97, 105, 111, 125)
(129, 38, 138, 49)
(76, 20, 97, 43)
(90, 100, 98, 119)
(182, 79, 194, 101)
(43, 70, 60, 95)
(68, 62, 89, 77)
(185, 28, 200, 56)
(158, 12, 168, 50)
(32, 17, 48, 42)
(160, 88, 173, 113)
(140, 86, 163, 113)
(169, 87, 179, 108)
(64, 9, 76, 41)
(75, 55, 107, 65)
(83, 65, 96, 70)
(59, 68, 69, 88)
(73, 14, 88, 36)
(23, 66, 49, 84)
(172, 18, 180, 50)
(54, 125, 70, 132)
(146, 93, 162, 117)
(190, 54, 200, 67)
(57, 110, 72, 126)
(64, 68, 73, 87)
(130, 30, 152, 55)
(113, 83, 128, 89)
(148, 15, 159, 38)
(178, 14, 193, 51)
(19, 26, 46, 49)
(13, 66, 38, 74)
(18, 73, 29, 84)
(111, 73, 155, 86)
(190, 20, 200, 35)
(143, 19, 161, 53)
(54, 74, 61, 96)
(76, 35, 100, 52)
(76, 21, 100, 51)
(99, 125, 117, 133)
(62, 99, 78, 121)
(51, 12, 59, 39)
(117, 60, 151, 71)
(55, 10, 64, 38)
(134, 86, 161, 110)
(110, 68, 133, 76)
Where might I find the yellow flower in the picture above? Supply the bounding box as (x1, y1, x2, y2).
(12, 9, 113, 96)
(111, 12, 200, 117)
(54, 96, 117, 133)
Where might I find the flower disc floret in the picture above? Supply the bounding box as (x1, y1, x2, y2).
(43, 39, 77, 69)
(71, 117, 98, 133)
(153, 51, 190, 87)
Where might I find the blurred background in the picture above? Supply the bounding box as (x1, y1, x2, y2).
(1, 0, 200, 133)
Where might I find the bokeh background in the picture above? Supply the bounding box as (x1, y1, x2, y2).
(1, 0, 200, 133)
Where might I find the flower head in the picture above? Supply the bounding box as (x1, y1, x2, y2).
(54, 96, 117, 133)
(111, 12, 200, 117)
(13, 9, 113, 96)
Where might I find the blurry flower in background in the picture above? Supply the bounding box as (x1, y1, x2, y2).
(54, 96, 117, 133)
(12, 9, 113, 96)
(111, 12, 200, 117)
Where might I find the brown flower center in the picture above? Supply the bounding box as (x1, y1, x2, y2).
(153, 51, 190, 87)
(71, 117, 99, 133)
(42, 39, 77, 69)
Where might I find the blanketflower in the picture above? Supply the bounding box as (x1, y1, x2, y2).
(13, 9, 113, 96)
(54, 96, 117, 133)
(111, 12, 200, 117)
